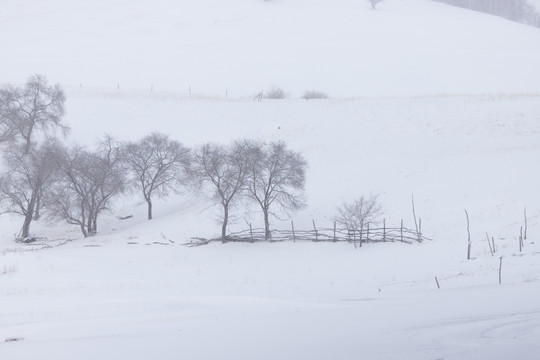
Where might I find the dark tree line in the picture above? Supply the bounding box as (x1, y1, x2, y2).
(433, 0, 540, 27)
(0, 75, 308, 241)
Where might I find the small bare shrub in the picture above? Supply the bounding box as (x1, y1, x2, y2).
(369, 0, 383, 9)
(335, 195, 383, 231)
(265, 87, 288, 99)
(302, 90, 328, 100)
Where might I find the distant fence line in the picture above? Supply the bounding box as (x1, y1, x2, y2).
(188, 220, 432, 247)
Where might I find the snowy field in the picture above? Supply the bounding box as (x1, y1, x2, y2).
(1, 89, 539, 360)
(2, 0, 540, 359)
(2, 0, 540, 97)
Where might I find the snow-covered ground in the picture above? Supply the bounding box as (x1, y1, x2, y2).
(1, 0, 540, 359)
(1, 88, 539, 359)
(2, 0, 540, 97)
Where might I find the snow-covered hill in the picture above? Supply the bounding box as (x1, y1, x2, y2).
(1, 0, 540, 97)
(1, 88, 539, 359)
(1, 1, 540, 359)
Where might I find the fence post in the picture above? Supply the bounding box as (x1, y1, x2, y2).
(383, 219, 386, 242)
(249, 223, 254, 243)
(401, 219, 403, 242)
(312, 220, 318, 242)
(465, 210, 471, 260)
(486, 232, 493, 256)
(333, 221, 337, 242)
(418, 217, 422, 242)
(519, 226, 523, 252)
(291, 220, 296, 242)
(366, 222, 370, 243)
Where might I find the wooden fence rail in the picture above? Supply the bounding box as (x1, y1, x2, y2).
(226, 227, 428, 243)
(187, 221, 432, 246)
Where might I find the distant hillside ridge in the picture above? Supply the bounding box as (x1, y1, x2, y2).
(433, 0, 540, 27)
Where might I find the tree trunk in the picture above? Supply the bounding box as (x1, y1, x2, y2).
(24, 137, 32, 155)
(80, 207, 87, 237)
(221, 203, 229, 242)
(80, 223, 88, 237)
(20, 192, 37, 239)
(21, 212, 33, 239)
(87, 216, 93, 236)
(23, 124, 34, 155)
(147, 198, 153, 220)
(33, 188, 42, 220)
(86, 213, 97, 237)
(264, 209, 270, 240)
(92, 215, 98, 235)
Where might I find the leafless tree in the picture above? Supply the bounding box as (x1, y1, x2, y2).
(369, 0, 383, 9)
(336, 195, 383, 234)
(246, 141, 307, 239)
(0, 141, 61, 240)
(194, 140, 255, 241)
(0, 74, 68, 154)
(123, 132, 191, 220)
(49, 136, 126, 237)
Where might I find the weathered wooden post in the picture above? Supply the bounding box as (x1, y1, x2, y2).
(418, 218, 422, 242)
(366, 222, 370, 244)
(519, 226, 523, 252)
(383, 219, 386, 242)
(465, 210, 471, 260)
(486, 232, 493, 256)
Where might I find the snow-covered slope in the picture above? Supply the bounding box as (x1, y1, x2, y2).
(1, 0, 540, 97)
(1, 1, 540, 359)
(1, 89, 539, 359)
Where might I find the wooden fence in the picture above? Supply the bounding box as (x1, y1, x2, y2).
(189, 220, 431, 247)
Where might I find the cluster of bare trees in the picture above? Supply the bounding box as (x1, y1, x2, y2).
(434, 0, 540, 27)
(193, 140, 307, 241)
(0, 75, 308, 242)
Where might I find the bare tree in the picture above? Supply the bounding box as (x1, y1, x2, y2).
(369, 0, 383, 9)
(123, 132, 191, 220)
(0, 74, 68, 154)
(0, 141, 61, 240)
(49, 137, 126, 237)
(194, 140, 255, 241)
(246, 141, 307, 239)
(336, 195, 383, 235)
